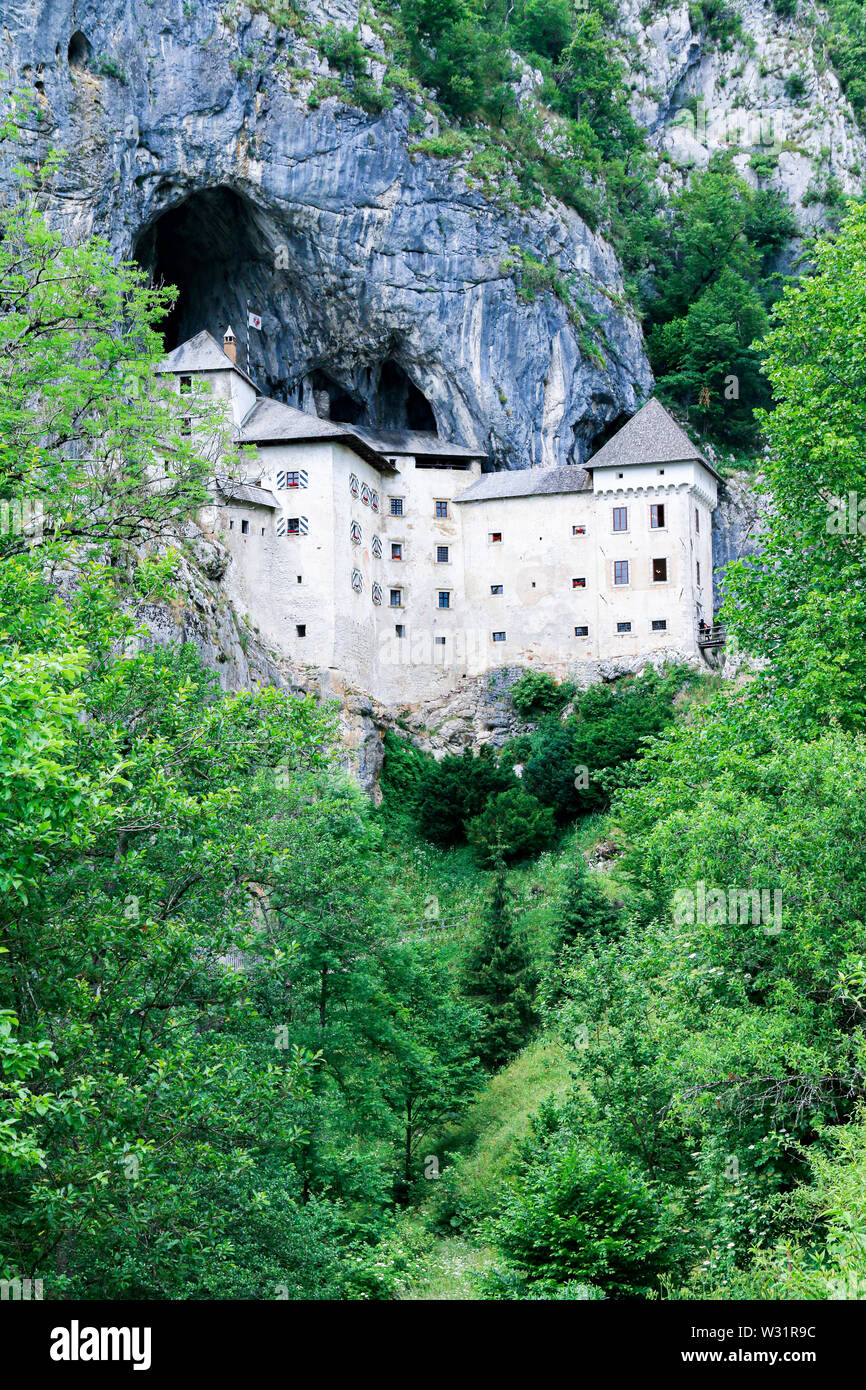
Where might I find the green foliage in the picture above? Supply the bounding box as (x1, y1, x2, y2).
(508, 669, 574, 718)
(463, 858, 539, 1068)
(688, 0, 744, 49)
(783, 72, 807, 101)
(466, 786, 557, 864)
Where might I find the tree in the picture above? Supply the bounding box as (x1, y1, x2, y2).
(463, 856, 539, 1068)
(466, 786, 556, 864)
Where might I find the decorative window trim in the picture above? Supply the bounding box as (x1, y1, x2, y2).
(361, 481, 371, 507)
(372, 582, 383, 605)
(277, 469, 307, 489)
(350, 520, 362, 545)
(351, 568, 363, 593)
(371, 490, 380, 514)
(372, 534, 382, 558)
(276, 516, 308, 537)
(349, 473, 360, 498)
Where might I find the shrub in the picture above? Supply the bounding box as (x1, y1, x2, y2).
(508, 669, 574, 718)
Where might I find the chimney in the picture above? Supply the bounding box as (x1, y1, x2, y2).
(223, 325, 237, 363)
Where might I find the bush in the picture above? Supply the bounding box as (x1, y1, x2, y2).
(466, 786, 556, 864)
(784, 72, 807, 102)
(508, 669, 574, 718)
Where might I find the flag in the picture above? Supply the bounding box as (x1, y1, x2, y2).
(248, 311, 262, 331)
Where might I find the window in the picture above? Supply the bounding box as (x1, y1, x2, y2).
(287, 518, 300, 535)
(572, 524, 586, 536)
(489, 532, 502, 543)
(435, 500, 448, 519)
(228, 520, 234, 530)
(297, 575, 302, 584)
(652, 558, 668, 583)
(372, 582, 382, 606)
(391, 542, 403, 560)
(350, 520, 362, 545)
(617, 621, 632, 633)
(395, 624, 405, 638)
(651, 619, 667, 631)
(277, 469, 306, 489)
(361, 482, 371, 507)
(492, 631, 506, 642)
(296, 624, 306, 637)
(435, 636, 446, 646)
(695, 507, 700, 532)
(490, 584, 503, 595)
(371, 491, 380, 514)
(351, 569, 363, 593)
(572, 577, 586, 589)
(436, 545, 449, 563)
(180, 375, 192, 393)
(574, 625, 589, 637)
(438, 591, 450, 609)
(650, 503, 665, 528)
(390, 589, 402, 607)
(241, 519, 249, 534)
(180, 417, 191, 436)
(349, 473, 360, 498)
(613, 560, 629, 586)
(612, 506, 628, 532)
(390, 497, 403, 516)
(372, 534, 382, 558)
(657, 468, 665, 476)
(696, 560, 701, 586)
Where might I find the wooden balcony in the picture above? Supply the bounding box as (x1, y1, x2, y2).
(697, 624, 726, 649)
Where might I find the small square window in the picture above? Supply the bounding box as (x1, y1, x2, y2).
(287, 518, 300, 535)
(489, 532, 502, 543)
(286, 471, 300, 488)
(390, 497, 404, 516)
(650, 503, 665, 528)
(395, 624, 405, 638)
(390, 589, 402, 607)
(296, 624, 306, 637)
(391, 542, 403, 560)
(658, 468, 665, 476)
(180, 375, 192, 393)
(572, 577, 586, 589)
(438, 591, 450, 609)
(435, 635, 446, 645)
(617, 472, 624, 479)
(652, 558, 668, 583)
(241, 519, 249, 535)
(435, 500, 448, 519)
(617, 621, 632, 633)
(572, 524, 586, 536)
(612, 506, 628, 532)
(574, 625, 589, 637)
(651, 619, 667, 631)
(490, 584, 503, 595)
(436, 545, 449, 563)
(613, 561, 629, 586)
(492, 631, 506, 642)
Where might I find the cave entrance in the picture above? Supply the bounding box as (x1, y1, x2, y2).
(133, 186, 267, 352)
(377, 360, 437, 432)
(309, 360, 437, 433)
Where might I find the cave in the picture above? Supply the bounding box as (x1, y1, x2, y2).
(68, 31, 92, 70)
(134, 186, 268, 354)
(133, 185, 440, 434)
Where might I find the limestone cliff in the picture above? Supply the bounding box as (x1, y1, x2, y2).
(0, 0, 651, 470)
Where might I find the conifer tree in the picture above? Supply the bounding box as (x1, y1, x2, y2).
(463, 850, 539, 1069)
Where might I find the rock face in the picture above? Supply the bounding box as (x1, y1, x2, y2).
(0, 0, 651, 470)
(621, 0, 865, 229)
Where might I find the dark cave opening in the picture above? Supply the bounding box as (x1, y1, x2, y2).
(589, 410, 632, 456)
(133, 186, 266, 353)
(68, 31, 92, 70)
(134, 186, 439, 433)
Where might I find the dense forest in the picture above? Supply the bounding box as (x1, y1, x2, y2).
(3, 2, 866, 1305)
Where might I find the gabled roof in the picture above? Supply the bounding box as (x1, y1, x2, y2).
(237, 397, 392, 471)
(159, 330, 259, 392)
(586, 397, 721, 480)
(215, 476, 278, 509)
(455, 464, 591, 503)
(350, 426, 484, 461)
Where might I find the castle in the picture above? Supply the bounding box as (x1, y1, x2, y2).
(162, 328, 721, 704)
